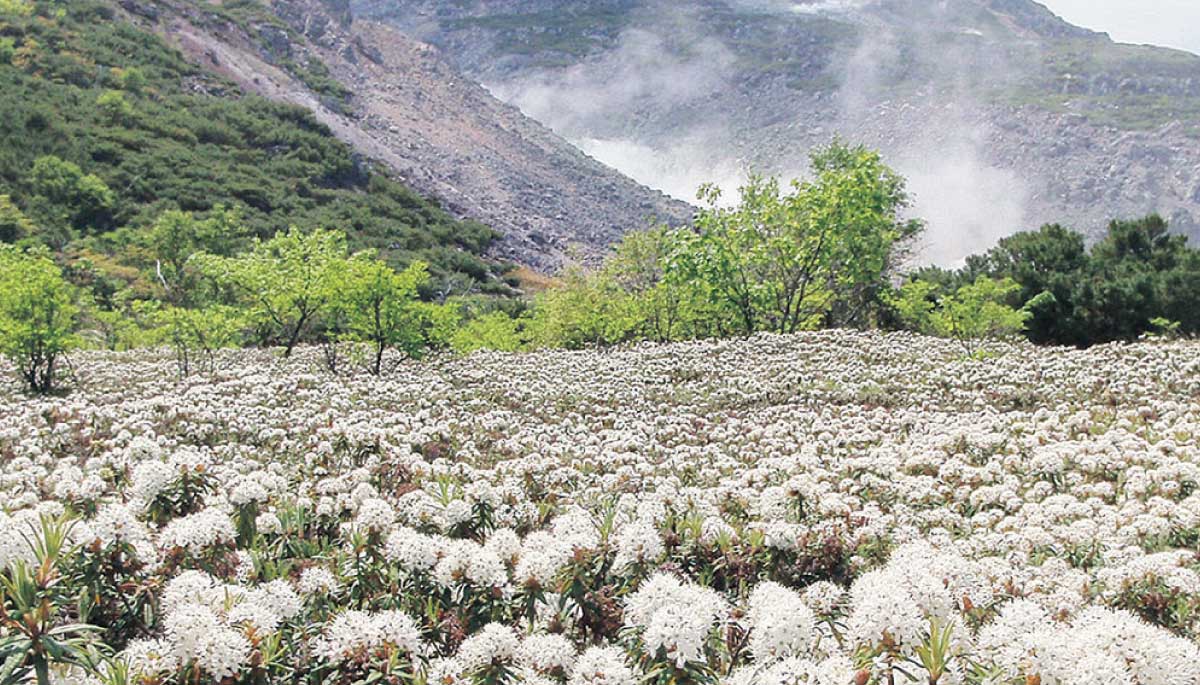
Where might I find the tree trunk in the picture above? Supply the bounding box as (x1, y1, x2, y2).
(373, 340, 384, 376)
(284, 315, 308, 358)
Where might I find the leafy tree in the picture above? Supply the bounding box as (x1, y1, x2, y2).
(959, 224, 1088, 345)
(894, 277, 1030, 355)
(604, 224, 713, 342)
(0, 194, 35, 243)
(94, 90, 133, 126)
(806, 141, 924, 327)
(0, 36, 15, 65)
(960, 215, 1200, 346)
(410, 300, 460, 352)
(527, 267, 641, 349)
(87, 305, 158, 352)
(143, 303, 244, 378)
(670, 177, 826, 335)
(196, 228, 348, 357)
(147, 206, 248, 306)
(527, 226, 720, 349)
(337, 257, 439, 374)
(95, 89, 134, 125)
(26, 156, 115, 242)
(0, 0, 32, 16)
(668, 141, 919, 335)
(114, 66, 146, 93)
(0, 246, 80, 393)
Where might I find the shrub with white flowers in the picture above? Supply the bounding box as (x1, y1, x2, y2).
(0, 332, 1198, 685)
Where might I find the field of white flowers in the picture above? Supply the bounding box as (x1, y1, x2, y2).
(3, 331, 1200, 685)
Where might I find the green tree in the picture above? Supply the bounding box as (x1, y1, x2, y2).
(669, 177, 818, 335)
(142, 302, 244, 377)
(960, 224, 1088, 345)
(807, 141, 924, 327)
(0, 247, 80, 393)
(527, 267, 640, 349)
(95, 89, 133, 125)
(0, 0, 32, 16)
(115, 66, 146, 93)
(604, 224, 713, 342)
(338, 257, 437, 374)
(195, 228, 348, 357)
(452, 311, 527, 354)
(27, 156, 115, 241)
(961, 216, 1200, 347)
(410, 300, 460, 352)
(668, 141, 919, 335)
(0, 36, 15, 65)
(895, 276, 1030, 355)
(1158, 257, 1200, 334)
(1092, 214, 1181, 267)
(0, 195, 35, 243)
(147, 206, 248, 306)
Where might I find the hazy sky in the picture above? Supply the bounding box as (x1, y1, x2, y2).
(1040, 0, 1200, 55)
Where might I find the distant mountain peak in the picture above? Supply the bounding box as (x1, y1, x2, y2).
(356, 0, 1200, 262)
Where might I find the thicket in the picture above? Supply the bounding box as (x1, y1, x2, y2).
(448, 178, 1200, 356)
(500, 141, 927, 351)
(4, 168, 1199, 394)
(0, 140, 926, 392)
(911, 215, 1200, 347)
(0, 224, 469, 392)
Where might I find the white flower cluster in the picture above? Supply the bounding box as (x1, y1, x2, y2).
(158, 507, 236, 555)
(312, 610, 425, 663)
(746, 582, 816, 663)
(625, 573, 728, 666)
(1, 331, 1199, 684)
(122, 570, 301, 680)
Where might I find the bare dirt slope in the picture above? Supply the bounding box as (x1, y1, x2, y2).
(117, 0, 691, 270)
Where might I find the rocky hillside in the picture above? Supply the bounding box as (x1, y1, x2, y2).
(356, 0, 1200, 263)
(126, 0, 690, 269)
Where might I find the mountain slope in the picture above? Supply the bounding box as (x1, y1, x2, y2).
(0, 0, 502, 294)
(357, 0, 1200, 263)
(136, 0, 692, 270)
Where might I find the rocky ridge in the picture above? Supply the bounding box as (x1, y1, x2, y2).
(357, 0, 1200, 261)
(114, 0, 692, 270)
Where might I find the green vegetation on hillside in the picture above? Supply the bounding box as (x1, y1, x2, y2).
(908, 215, 1200, 347)
(445, 3, 638, 63)
(0, 0, 505, 302)
(455, 141, 925, 352)
(1004, 38, 1200, 135)
(3, 129, 1199, 394)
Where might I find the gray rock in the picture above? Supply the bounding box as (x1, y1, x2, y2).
(119, 0, 158, 21)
